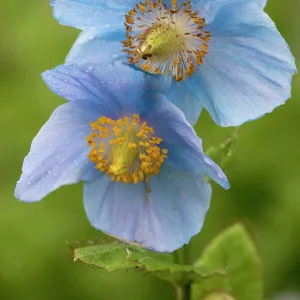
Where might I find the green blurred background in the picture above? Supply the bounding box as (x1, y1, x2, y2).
(1, 1, 300, 299)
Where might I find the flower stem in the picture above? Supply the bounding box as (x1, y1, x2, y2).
(173, 245, 191, 300)
(176, 284, 191, 300)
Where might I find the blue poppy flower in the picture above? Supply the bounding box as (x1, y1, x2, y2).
(50, 0, 296, 126)
(15, 61, 229, 252)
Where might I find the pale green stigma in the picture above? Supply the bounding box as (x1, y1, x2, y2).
(138, 23, 183, 63)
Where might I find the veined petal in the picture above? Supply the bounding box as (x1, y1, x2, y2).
(66, 28, 126, 65)
(15, 103, 98, 202)
(166, 79, 203, 125)
(42, 62, 147, 118)
(51, 0, 135, 31)
(254, 0, 267, 8)
(84, 165, 212, 252)
(42, 63, 119, 107)
(189, 0, 296, 126)
(143, 94, 229, 189)
(192, 0, 268, 23)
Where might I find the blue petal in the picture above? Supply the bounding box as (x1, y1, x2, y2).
(143, 94, 229, 189)
(165, 0, 267, 18)
(192, 0, 268, 23)
(188, 0, 296, 126)
(84, 165, 212, 252)
(254, 0, 267, 8)
(15, 103, 100, 202)
(51, 0, 135, 31)
(166, 79, 203, 125)
(42, 62, 147, 119)
(66, 28, 126, 65)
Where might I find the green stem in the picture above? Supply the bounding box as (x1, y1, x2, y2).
(173, 247, 185, 265)
(176, 284, 191, 300)
(173, 245, 191, 300)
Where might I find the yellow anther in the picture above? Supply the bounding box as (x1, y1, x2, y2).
(155, 138, 163, 144)
(117, 119, 125, 126)
(138, 171, 144, 181)
(96, 162, 104, 168)
(128, 142, 137, 149)
(172, 0, 177, 10)
(86, 114, 168, 186)
(136, 3, 146, 14)
(129, 8, 137, 16)
(123, 0, 210, 81)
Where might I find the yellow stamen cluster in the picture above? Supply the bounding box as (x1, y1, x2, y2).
(122, 0, 211, 81)
(86, 115, 168, 185)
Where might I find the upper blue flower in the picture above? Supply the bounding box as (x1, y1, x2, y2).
(15, 61, 229, 252)
(50, 0, 296, 126)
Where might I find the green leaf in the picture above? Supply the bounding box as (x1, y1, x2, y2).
(205, 127, 239, 169)
(70, 236, 224, 285)
(192, 224, 263, 300)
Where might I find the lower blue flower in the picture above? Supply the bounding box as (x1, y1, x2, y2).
(15, 61, 229, 252)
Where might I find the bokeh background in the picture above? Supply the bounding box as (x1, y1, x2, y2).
(1, 0, 300, 299)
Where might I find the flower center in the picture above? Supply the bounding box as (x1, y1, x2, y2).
(123, 0, 210, 81)
(86, 115, 168, 185)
